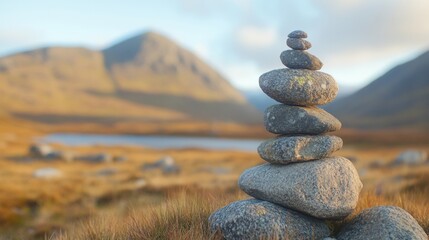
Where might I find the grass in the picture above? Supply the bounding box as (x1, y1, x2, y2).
(53, 185, 429, 240)
(54, 188, 238, 240)
(0, 118, 428, 239)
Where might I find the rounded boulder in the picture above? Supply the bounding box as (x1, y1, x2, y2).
(337, 206, 427, 240)
(209, 199, 330, 240)
(259, 68, 338, 106)
(239, 156, 362, 219)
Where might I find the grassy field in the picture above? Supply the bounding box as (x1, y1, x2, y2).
(54, 185, 429, 240)
(0, 118, 428, 239)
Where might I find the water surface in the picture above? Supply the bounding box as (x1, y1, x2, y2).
(41, 133, 263, 152)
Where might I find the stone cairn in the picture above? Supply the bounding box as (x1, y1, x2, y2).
(209, 30, 364, 239)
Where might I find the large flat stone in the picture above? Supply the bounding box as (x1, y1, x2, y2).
(239, 156, 362, 219)
(337, 206, 427, 240)
(258, 135, 343, 164)
(264, 104, 341, 134)
(259, 69, 338, 105)
(209, 199, 330, 240)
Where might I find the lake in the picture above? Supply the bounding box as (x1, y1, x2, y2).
(40, 133, 264, 152)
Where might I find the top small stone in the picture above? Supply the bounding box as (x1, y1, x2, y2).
(288, 30, 307, 39)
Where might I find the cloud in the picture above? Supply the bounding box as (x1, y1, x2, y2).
(236, 25, 278, 49)
(177, 0, 252, 16)
(0, 29, 41, 45)
(226, 0, 429, 69)
(308, 0, 429, 65)
(0, 29, 44, 56)
(224, 24, 283, 71)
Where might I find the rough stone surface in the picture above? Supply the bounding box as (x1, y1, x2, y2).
(258, 135, 343, 164)
(209, 199, 330, 240)
(337, 206, 427, 240)
(280, 50, 323, 70)
(288, 30, 307, 38)
(287, 38, 312, 50)
(239, 156, 362, 219)
(259, 68, 338, 105)
(264, 104, 341, 134)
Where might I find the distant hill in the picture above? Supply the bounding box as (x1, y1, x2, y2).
(326, 51, 429, 130)
(0, 31, 260, 125)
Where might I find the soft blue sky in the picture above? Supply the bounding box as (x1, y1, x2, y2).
(1, 0, 429, 90)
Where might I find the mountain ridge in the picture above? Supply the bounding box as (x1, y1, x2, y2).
(326, 50, 429, 130)
(0, 31, 261, 125)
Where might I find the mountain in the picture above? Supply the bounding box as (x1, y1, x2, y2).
(0, 31, 261, 125)
(326, 51, 429, 130)
(103, 32, 245, 102)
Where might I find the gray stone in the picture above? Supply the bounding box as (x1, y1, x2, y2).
(29, 144, 54, 158)
(259, 68, 338, 105)
(142, 155, 175, 170)
(239, 156, 362, 219)
(264, 104, 341, 134)
(337, 206, 427, 240)
(280, 50, 323, 70)
(76, 153, 112, 163)
(287, 38, 312, 50)
(33, 168, 62, 179)
(162, 164, 181, 175)
(209, 199, 330, 240)
(288, 30, 307, 38)
(141, 155, 181, 174)
(258, 135, 343, 164)
(394, 150, 427, 165)
(96, 168, 118, 176)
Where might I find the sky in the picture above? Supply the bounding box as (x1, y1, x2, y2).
(1, 0, 429, 91)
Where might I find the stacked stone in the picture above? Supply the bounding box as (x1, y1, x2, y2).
(209, 30, 363, 240)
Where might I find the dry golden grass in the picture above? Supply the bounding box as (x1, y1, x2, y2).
(52, 186, 429, 240)
(53, 188, 236, 240)
(0, 118, 428, 239)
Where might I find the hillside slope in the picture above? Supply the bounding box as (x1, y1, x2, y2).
(0, 32, 260, 125)
(326, 51, 429, 129)
(103, 32, 245, 103)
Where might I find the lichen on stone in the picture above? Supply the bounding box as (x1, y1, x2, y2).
(293, 75, 314, 87)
